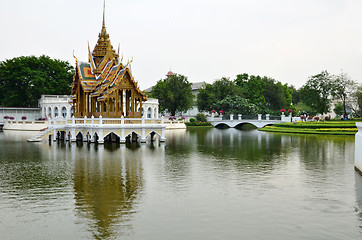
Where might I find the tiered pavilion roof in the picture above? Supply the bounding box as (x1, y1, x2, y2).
(71, 4, 146, 118)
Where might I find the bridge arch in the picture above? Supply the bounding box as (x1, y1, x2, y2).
(234, 122, 258, 129)
(214, 123, 230, 129)
(146, 130, 161, 141)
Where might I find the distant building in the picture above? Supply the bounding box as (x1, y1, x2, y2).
(39, 95, 72, 118)
(0, 107, 41, 126)
(144, 71, 205, 117)
(327, 98, 358, 119)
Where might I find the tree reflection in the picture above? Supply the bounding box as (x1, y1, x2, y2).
(187, 128, 287, 167)
(71, 144, 143, 239)
(295, 134, 354, 171)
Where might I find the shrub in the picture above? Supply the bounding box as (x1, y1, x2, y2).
(314, 116, 319, 121)
(307, 116, 313, 120)
(169, 116, 176, 121)
(22, 116, 27, 120)
(3, 116, 9, 119)
(280, 109, 286, 113)
(219, 110, 224, 115)
(9, 116, 14, 120)
(300, 115, 306, 119)
(324, 116, 330, 121)
(189, 118, 196, 123)
(185, 121, 212, 127)
(196, 113, 207, 122)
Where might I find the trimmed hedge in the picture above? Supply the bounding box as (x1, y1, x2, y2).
(259, 121, 357, 135)
(185, 121, 212, 127)
(259, 126, 357, 135)
(274, 122, 356, 129)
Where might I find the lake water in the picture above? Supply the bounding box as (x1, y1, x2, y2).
(0, 128, 362, 240)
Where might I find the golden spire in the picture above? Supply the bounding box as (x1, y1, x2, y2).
(102, 0, 106, 33)
(90, 0, 119, 73)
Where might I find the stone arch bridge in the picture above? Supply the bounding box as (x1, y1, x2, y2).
(208, 114, 286, 128)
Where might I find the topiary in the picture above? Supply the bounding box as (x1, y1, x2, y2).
(196, 113, 207, 122)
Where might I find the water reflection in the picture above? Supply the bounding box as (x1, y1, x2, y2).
(69, 143, 144, 239)
(185, 128, 288, 176)
(0, 129, 361, 239)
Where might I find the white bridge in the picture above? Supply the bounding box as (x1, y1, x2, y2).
(208, 114, 295, 128)
(28, 116, 166, 144)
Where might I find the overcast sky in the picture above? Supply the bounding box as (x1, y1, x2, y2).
(1, 0, 361, 90)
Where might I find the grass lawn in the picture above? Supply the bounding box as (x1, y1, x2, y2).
(258, 121, 358, 135)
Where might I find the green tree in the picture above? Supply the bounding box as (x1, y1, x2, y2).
(333, 102, 344, 116)
(235, 74, 266, 107)
(197, 83, 216, 112)
(0, 55, 74, 107)
(211, 95, 260, 115)
(197, 77, 240, 112)
(263, 77, 292, 112)
(331, 72, 358, 117)
(300, 70, 334, 114)
(290, 85, 302, 105)
(151, 74, 193, 116)
(352, 86, 362, 117)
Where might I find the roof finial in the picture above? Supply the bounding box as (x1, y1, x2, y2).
(102, 0, 106, 30)
(73, 50, 78, 63)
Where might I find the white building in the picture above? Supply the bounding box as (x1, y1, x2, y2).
(142, 98, 159, 118)
(39, 95, 159, 119)
(39, 95, 72, 119)
(0, 107, 41, 124)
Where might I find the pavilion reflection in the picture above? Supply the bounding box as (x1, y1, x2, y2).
(70, 143, 144, 239)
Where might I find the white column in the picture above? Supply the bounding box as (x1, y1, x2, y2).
(83, 132, 88, 142)
(52, 107, 56, 118)
(230, 114, 234, 121)
(120, 129, 126, 144)
(355, 123, 362, 174)
(266, 114, 270, 121)
(141, 116, 146, 143)
(70, 129, 76, 142)
(67, 106, 71, 119)
(238, 114, 242, 120)
(258, 114, 262, 121)
(98, 129, 104, 144)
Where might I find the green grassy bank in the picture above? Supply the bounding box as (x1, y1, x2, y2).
(258, 121, 358, 135)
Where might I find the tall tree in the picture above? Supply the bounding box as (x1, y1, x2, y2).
(0, 55, 74, 107)
(152, 73, 193, 116)
(262, 77, 292, 111)
(331, 72, 358, 117)
(197, 77, 240, 112)
(196, 83, 216, 112)
(352, 86, 362, 117)
(235, 74, 266, 107)
(300, 70, 334, 114)
(211, 95, 260, 115)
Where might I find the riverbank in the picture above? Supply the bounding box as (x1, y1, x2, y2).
(258, 121, 358, 135)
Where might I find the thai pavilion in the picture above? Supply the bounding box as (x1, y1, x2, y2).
(71, 7, 146, 118)
(26, 4, 165, 144)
